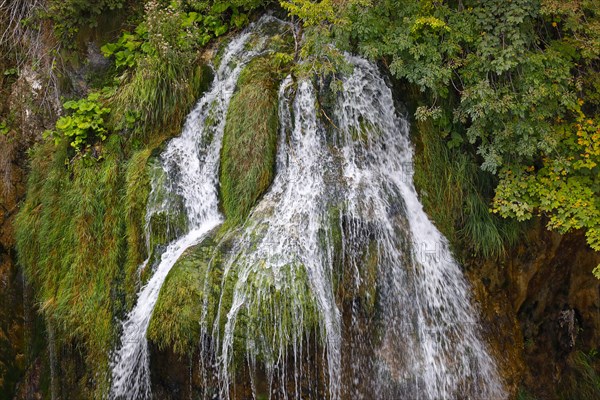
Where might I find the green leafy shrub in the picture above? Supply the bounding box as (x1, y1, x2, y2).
(0, 121, 9, 135)
(100, 0, 260, 72)
(44, 92, 111, 153)
(105, 1, 215, 138)
(100, 24, 153, 70)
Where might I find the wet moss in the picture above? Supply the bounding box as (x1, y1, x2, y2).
(333, 215, 380, 315)
(219, 55, 281, 226)
(148, 223, 322, 368)
(147, 231, 222, 356)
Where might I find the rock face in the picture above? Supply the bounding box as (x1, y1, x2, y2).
(514, 229, 600, 398)
(0, 58, 55, 400)
(468, 220, 600, 399)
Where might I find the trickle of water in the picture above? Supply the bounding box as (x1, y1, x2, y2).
(109, 16, 281, 400)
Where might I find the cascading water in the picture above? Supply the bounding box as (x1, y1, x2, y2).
(199, 58, 506, 398)
(111, 18, 505, 399)
(109, 16, 281, 400)
(207, 77, 342, 400)
(332, 56, 505, 399)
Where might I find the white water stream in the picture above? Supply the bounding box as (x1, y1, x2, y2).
(205, 57, 505, 399)
(109, 17, 278, 399)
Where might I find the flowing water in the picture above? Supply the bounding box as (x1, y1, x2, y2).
(110, 19, 505, 400)
(109, 17, 280, 399)
(202, 59, 506, 398)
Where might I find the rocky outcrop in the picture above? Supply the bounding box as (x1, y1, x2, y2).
(468, 220, 600, 399)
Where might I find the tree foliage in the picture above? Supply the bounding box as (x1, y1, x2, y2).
(336, 0, 600, 273)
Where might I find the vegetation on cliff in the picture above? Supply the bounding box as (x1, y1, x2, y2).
(340, 0, 600, 271)
(3, 0, 600, 398)
(220, 55, 284, 225)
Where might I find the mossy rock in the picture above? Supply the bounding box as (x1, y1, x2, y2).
(219, 55, 281, 226)
(148, 222, 323, 366)
(147, 229, 231, 356)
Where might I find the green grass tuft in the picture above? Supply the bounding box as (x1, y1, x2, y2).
(559, 350, 600, 400)
(413, 118, 521, 260)
(113, 56, 212, 142)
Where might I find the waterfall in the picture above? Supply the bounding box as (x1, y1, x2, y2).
(332, 56, 505, 399)
(109, 16, 280, 400)
(202, 59, 505, 398)
(110, 19, 505, 400)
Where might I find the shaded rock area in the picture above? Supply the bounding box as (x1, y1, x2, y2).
(0, 45, 56, 400)
(468, 220, 600, 399)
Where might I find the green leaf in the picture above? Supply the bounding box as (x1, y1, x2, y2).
(214, 24, 228, 37)
(211, 3, 230, 14)
(56, 117, 73, 130)
(100, 43, 119, 57)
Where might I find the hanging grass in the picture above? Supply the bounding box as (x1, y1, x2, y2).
(14, 135, 171, 396)
(112, 54, 213, 142)
(413, 118, 521, 260)
(219, 55, 281, 226)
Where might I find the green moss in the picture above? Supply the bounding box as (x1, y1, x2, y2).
(148, 223, 322, 367)
(147, 227, 239, 357)
(147, 232, 219, 356)
(330, 210, 379, 314)
(219, 55, 281, 226)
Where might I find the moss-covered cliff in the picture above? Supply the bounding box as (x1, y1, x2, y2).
(1, 1, 599, 399)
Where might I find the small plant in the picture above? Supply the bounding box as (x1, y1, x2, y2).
(3, 67, 18, 77)
(44, 92, 111, 153)
(0, 120, 9, 135)
(101, 24, 153, 70)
